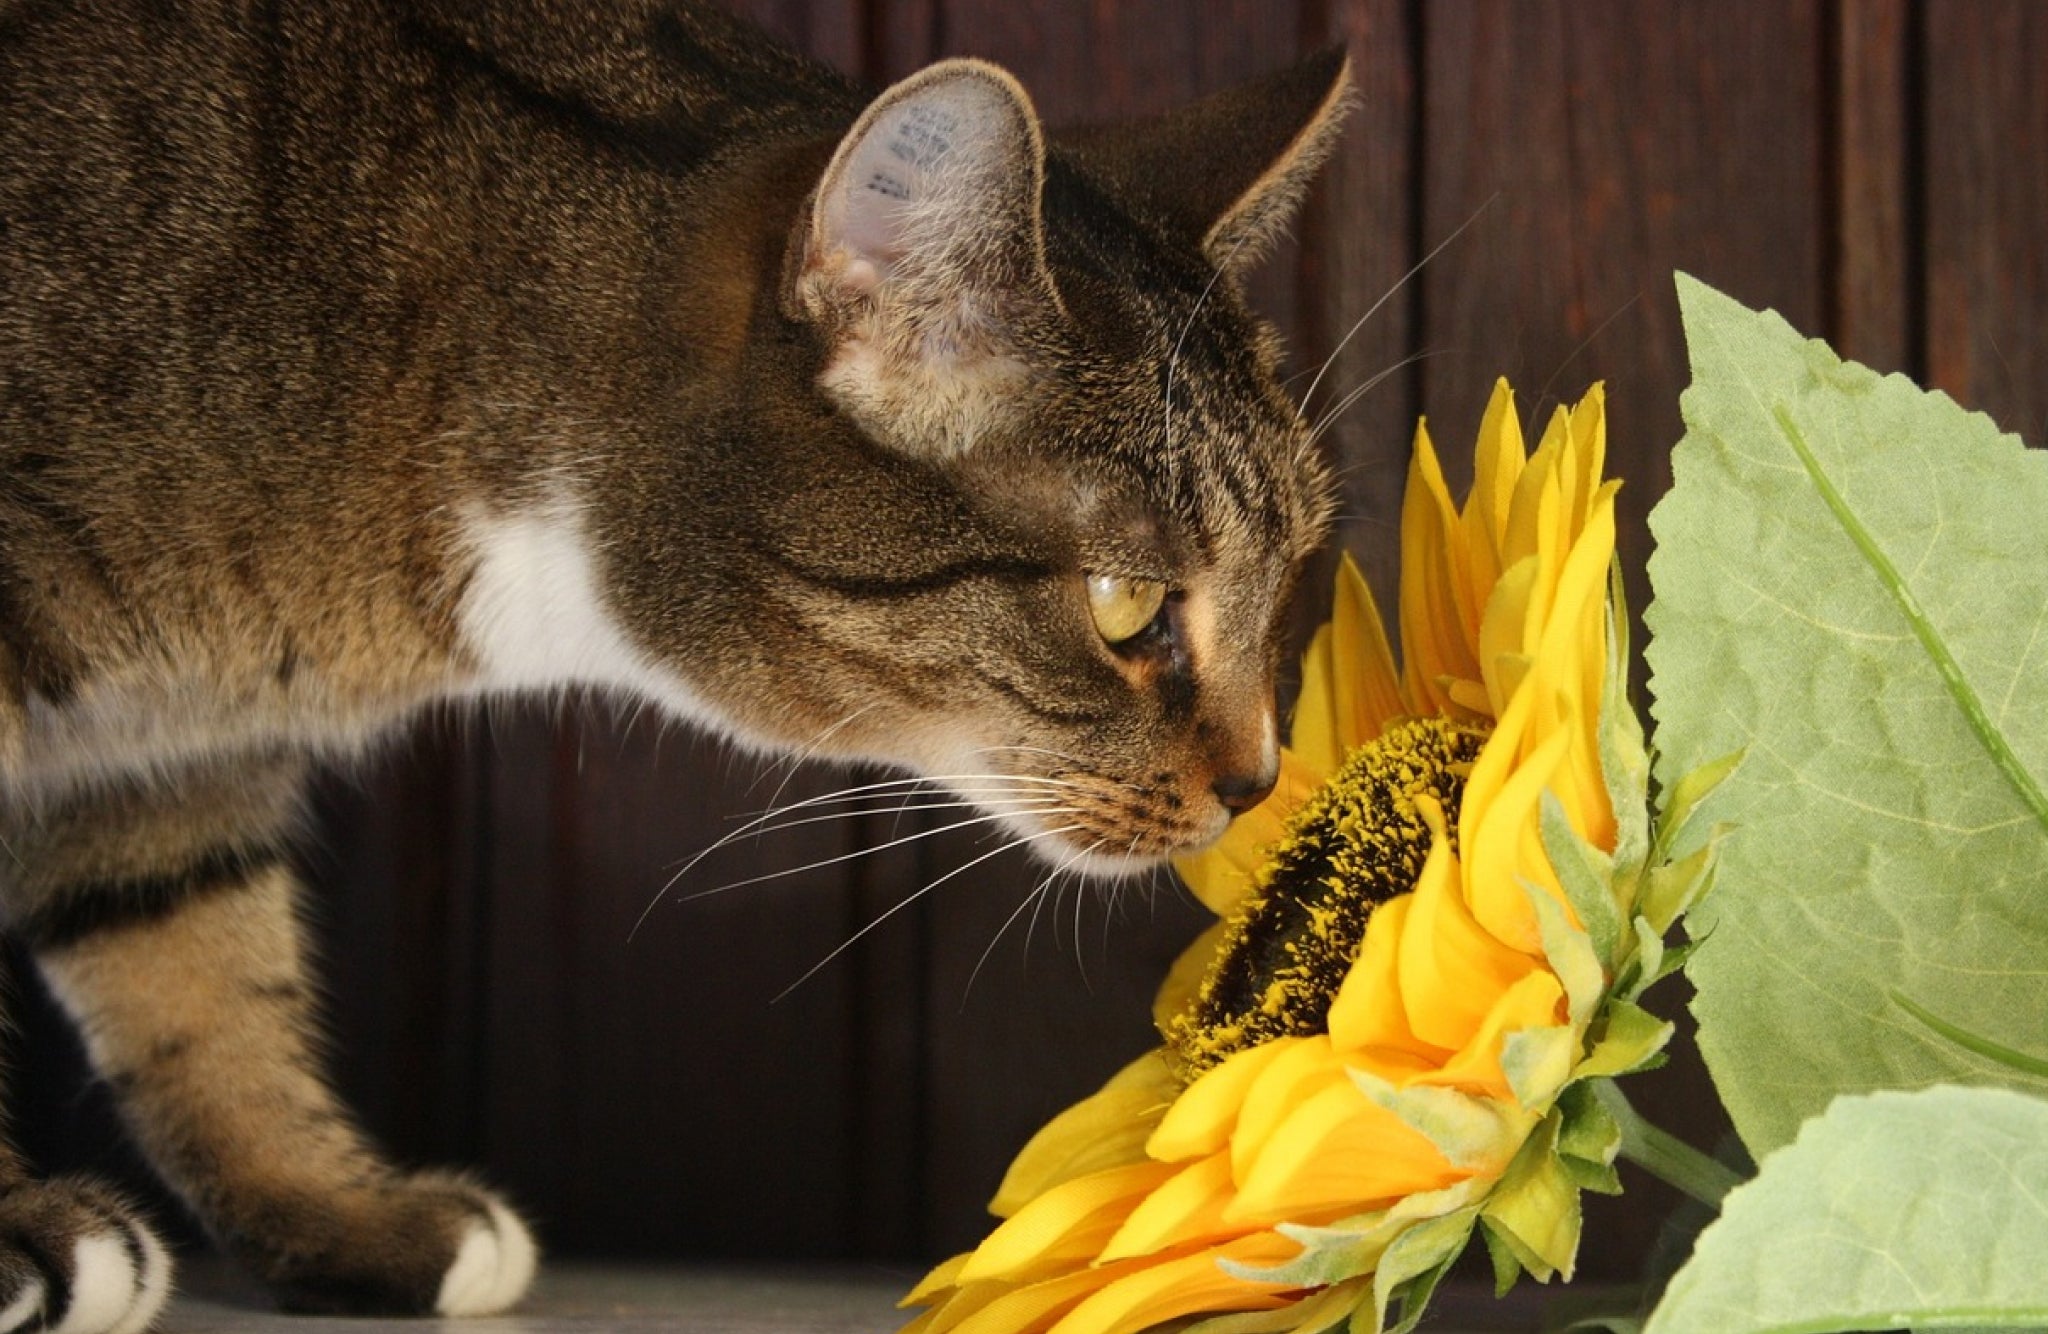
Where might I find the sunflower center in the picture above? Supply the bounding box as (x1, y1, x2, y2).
(1163, 716, 1487, 1080)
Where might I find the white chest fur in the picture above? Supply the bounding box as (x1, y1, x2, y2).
(454, 495, 718, 728)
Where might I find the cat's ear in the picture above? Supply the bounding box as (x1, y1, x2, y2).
(1064, 48, 1353, 278)
(790, 59, 1062, 459)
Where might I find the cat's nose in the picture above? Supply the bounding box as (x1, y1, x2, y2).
(1212, 770, 1276, 815)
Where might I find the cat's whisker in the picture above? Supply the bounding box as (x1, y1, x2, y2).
(1533, 289, 1642, 409)
(1297, 193, 1497, 418)
(1307, 352, 1433, 447)
(958, 834, 1103, 1009)
(716, 770, 1085, 827)
(679, 806, 1083, 905)
(772, 822, 1089, 1004)
(627, 772, 1084, 939)
(691, 795, 1070, 861)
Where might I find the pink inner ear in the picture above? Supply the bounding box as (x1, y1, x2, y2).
(820, 101, 960, 278)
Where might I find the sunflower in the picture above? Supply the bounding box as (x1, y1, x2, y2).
(903, 381, 1725, 1334)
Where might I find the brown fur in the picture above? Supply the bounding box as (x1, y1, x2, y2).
(0, 0, 1349, 1324)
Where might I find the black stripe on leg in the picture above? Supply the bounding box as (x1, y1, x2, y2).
(17, 843, 289, 952)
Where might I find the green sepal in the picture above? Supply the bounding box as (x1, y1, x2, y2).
(1366, 1206, 1479, 1334)
(1598, 559, 1655, 889)
(1649, 748, 1742, 865)
(1636, 832, 1721, 939)
(1523, 869, 1607, 1030)
(1558, 1153, 1623, 1197)
(1555, 1081, 1624, 1195)
(1612, 916, 1660, 1004)
(1231, 1179, 1492, 1291)
(1641, 938, 1697, 994)
(1576, 999, 1674, 1081)
(1479, 1112, 1582, 1282)
(1348, 1069, 1527, 1173)
(1503, 1024, 1582, 1113)
(1479, 1215, 1525, 1296)
(1539, 791, 1625, 977)
(1382, 1246, 1460, 1334)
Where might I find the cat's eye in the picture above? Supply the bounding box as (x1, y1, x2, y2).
(1085, 573, 1168, 646)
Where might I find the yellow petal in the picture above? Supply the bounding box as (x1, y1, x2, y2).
(1292, 621, 1345, 780)
(936, 1259, 1152, 1334)
(961, 1161, 1177, 1285)
(1399, 831, 1542, 1052)
(1099, 1149, 1238, 1260)
(1412, 967, 1569, 1100)
(1326, 894, 1446, 1069)
(1327, 552, 1408, 753)
(1166, 1278, 1373, 1334)
(993, 1051, 1179, 1216)
(1229, 1077, 1462, 1222)
(1456, 677, 1581, 954)
(1478, 555, 1539, 718)
(1399, 422, 1481, 714)
(1228, 1038, 1353, 1184)
(903, 1253, 973, 1308)
(1147, 1038, 1301, 1163)
(1047, 1233, 1301, 1334)
(1460, 379, 1526, 610)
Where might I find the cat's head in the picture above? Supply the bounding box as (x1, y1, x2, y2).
(683, 52, 1348, 875)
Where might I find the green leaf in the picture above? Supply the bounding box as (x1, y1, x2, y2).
(1645, 274, 2048, 1155)
(1644, 1085, 2048, 1334)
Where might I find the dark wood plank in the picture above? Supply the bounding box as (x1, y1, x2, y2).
(1832, 0, 1915, 374)
(1925, 0, 2048, 445)
(727, 0, 867, 74)
(473, 702, 869, 1258)
(1297, 0, 1421, 620)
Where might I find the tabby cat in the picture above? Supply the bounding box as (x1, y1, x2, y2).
(0, 0, 1348, 1327)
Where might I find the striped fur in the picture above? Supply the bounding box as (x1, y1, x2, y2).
(0, 0, 1347, 1324)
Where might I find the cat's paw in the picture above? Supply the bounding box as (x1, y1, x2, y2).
(0, 1177, 172, 1334)
(255, 1172, 535, 1318)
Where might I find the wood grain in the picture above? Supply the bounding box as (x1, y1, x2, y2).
(1925, 0, 2048, 445)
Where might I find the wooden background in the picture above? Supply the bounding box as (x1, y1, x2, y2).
(16, 0, 2047, 1293)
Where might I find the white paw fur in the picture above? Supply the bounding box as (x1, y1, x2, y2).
(433, 1199, 537, 1317)
(40, 1223, 171, 1334)
(0, 1273, 45, 1333)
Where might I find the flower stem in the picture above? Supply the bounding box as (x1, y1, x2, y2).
(1594, 1081, 1744, 1209)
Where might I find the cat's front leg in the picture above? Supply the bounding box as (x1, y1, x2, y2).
(14, 752, 536, 1320)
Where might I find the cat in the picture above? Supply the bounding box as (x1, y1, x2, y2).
(0, 0, 1349, 1327)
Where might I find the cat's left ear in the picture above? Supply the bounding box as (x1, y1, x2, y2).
(1063, 48, 1354, 278)
(790, 59, 1062, 459)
